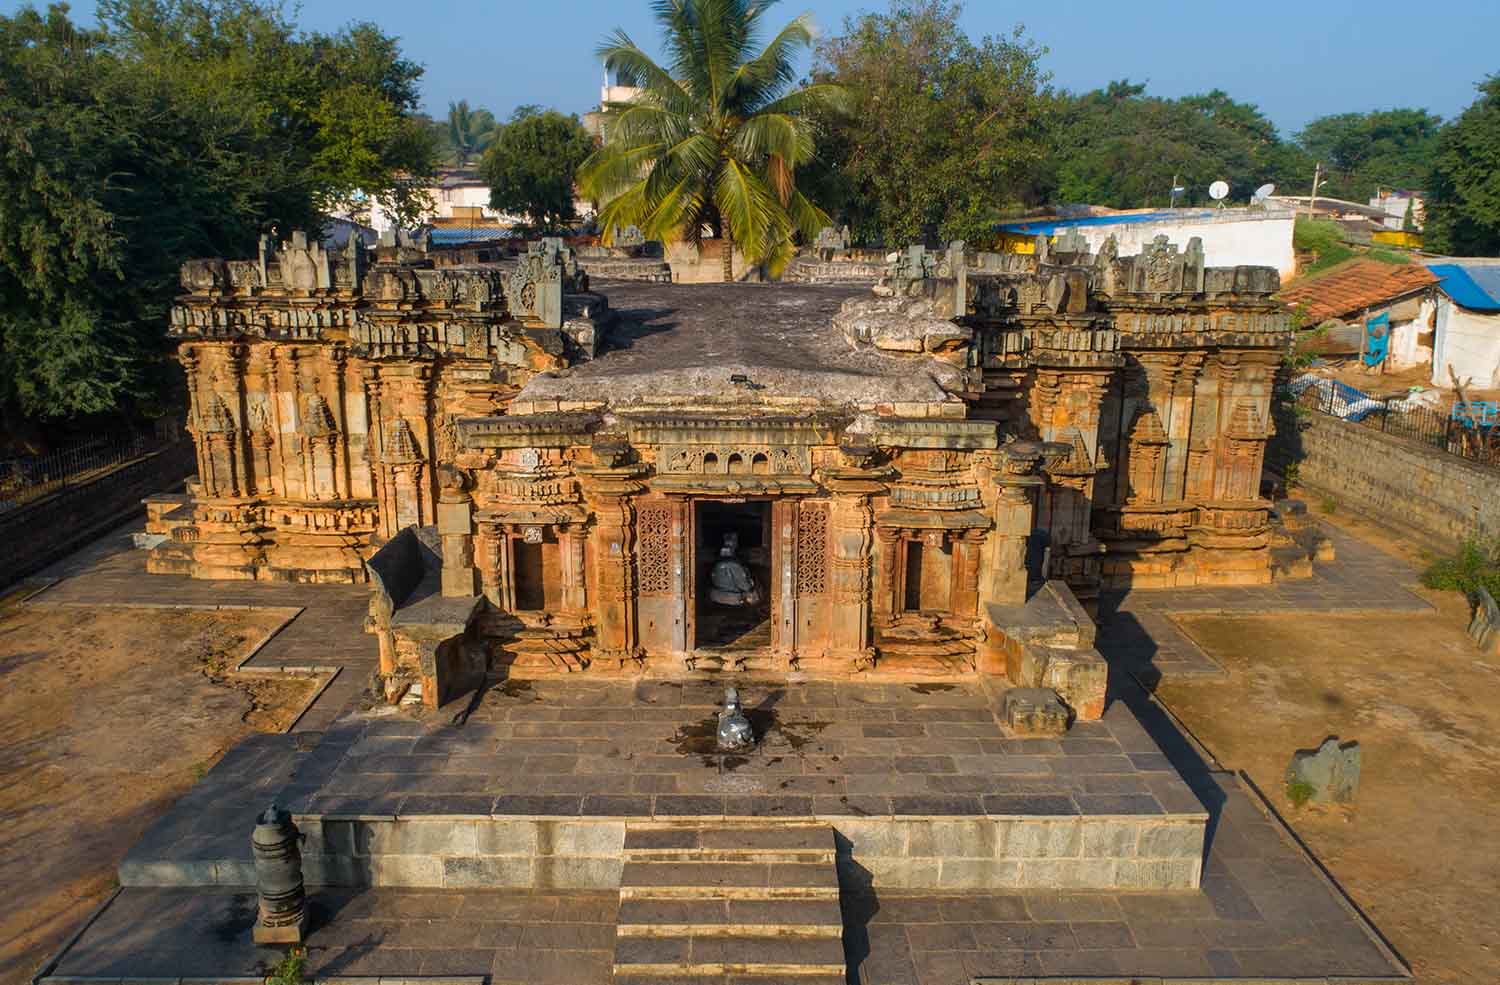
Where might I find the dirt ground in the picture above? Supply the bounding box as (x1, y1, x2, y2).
(1156, 516, 1500, 985)
(0, 597, 320, 985)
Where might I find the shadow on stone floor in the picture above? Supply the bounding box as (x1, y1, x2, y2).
(1106, 670, 1228, 859)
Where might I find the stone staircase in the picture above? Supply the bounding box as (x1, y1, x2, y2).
(612, 821, 847, 984)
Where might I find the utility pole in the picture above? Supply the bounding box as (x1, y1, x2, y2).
(1306, 162, 1325, 219)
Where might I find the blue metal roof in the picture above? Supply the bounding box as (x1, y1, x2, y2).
(428, 227, 517, 246)
(995, 210, 1217, 236)
(1425, 263, 1500, 312)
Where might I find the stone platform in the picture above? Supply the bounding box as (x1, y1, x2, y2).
(120, 679, 1206, 895)
(48, 769, 1405, 984)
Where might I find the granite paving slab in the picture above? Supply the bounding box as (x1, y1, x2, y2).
(288, 678, 1202, 820)
(27, 527, 373, 731)
(44, 888, 618, 984)
(1098, 521, 1431, 686)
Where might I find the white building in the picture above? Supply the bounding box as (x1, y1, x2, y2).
(996, 208, 1298, 283)
(1427, 261, 1500, 390)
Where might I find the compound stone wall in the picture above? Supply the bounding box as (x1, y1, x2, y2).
(1273, 411, 1500, 549)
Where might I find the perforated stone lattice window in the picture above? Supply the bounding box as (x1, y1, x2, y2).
(636, 503, 673, 596)
(797, 502, 829, 597)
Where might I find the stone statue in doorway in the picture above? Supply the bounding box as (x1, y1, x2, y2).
(709, 531, 762, 606)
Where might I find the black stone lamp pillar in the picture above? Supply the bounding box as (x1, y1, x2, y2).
(252, 804, 307, 945)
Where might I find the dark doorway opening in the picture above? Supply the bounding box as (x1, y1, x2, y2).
(695, 500, 771, 650)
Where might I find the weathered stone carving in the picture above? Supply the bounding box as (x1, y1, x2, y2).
(507, 237, 587, 329)
(153, 228, 1288, 700)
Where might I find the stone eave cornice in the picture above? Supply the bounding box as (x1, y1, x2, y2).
(457, 412, 603, 449)
(620, 413, 848, 446)
(857, 417, 1000, 451)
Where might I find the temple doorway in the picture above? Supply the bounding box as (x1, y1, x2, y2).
(694, 500, 771, 651)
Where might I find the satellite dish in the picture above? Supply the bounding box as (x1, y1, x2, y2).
(1253, 183, 1276, 203)
(1209, 180, 1230, 202)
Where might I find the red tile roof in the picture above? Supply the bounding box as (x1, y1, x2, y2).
(1280, 259, 1437, 323)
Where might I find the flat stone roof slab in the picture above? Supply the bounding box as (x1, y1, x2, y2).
(519, 281, 967, 410)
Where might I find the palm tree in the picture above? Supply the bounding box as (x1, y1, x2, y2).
(446, 100, 499, 167)
(577, 0, 847, 280)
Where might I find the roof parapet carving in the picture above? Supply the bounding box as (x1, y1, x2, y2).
(507, 237, 588, 330)
(169, 230, 610, 368)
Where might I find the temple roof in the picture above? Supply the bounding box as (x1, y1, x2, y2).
(515, 281, 970, 413)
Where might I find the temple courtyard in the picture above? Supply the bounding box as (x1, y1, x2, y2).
(8, 510, 1494, 984)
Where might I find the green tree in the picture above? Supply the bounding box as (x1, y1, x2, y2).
(811, 0, 1053, 245)
(576, 0, 847, 280)
(445, 100, 500, 167)
(1425, 75, 1500, 256)
(482, 108, 594, 230)
(1050, 81, 1308, 209)
(1295, 108, 1442, 201)
(0, 1, 434, 432)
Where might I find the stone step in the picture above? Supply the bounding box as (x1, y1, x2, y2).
(612, 934, 846, 978)
(619, 860, 840, 901)
(616, 897, 843, 938)
(614, 975, 847, 985)
(684, 649, 780, 675)
(624, 823, 834, 857)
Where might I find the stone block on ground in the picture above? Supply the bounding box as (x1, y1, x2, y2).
(1469, 587, 1499, 654)
(1000, 688, 1069, 737)
(1285, 735, 1361, 805)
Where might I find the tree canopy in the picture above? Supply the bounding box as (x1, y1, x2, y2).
(482, 108, 594, 230)
(1422, 76, 1500, 256)
(1049, 81, 1308, 209)
(1295, 108, 1442, 202)
(445, 100, 500, 167)
(576, 0, 848, 279)
(0, 1, 434, 431)
(810, 0, 1053, 245)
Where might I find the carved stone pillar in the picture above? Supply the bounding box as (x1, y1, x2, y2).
(559, 525, 588, 615)
(825, 481, 876, 671)
(873, 526, 902, 625)
(771, 499, 799, 662)
(276, 346, 305, 501)
(951, 530, 984, 617)
(578, 458, 646, 670)
(181, 345, 210, 484)
(436, 466, 478, 598)
(475, 519, 508, 609)
(979, 442, 1049, 608)
(328, 347, 351, 501)
(987, 484, 1034, 607)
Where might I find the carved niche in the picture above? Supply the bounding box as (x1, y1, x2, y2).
(660, 444, 809, 476)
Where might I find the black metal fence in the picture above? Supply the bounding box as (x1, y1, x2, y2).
(1293, 383, 1500, 469)
(0, 429, 171, 512)
(0, 439, 196, 587)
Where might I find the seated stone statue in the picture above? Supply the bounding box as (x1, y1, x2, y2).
(708, 532, 762, 607)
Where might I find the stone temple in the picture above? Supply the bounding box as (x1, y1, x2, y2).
(40, 232, 1413, 985)
(149, 231, 1285, 713)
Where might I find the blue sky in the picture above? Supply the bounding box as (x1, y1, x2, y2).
(15, 0, 1499, 135)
